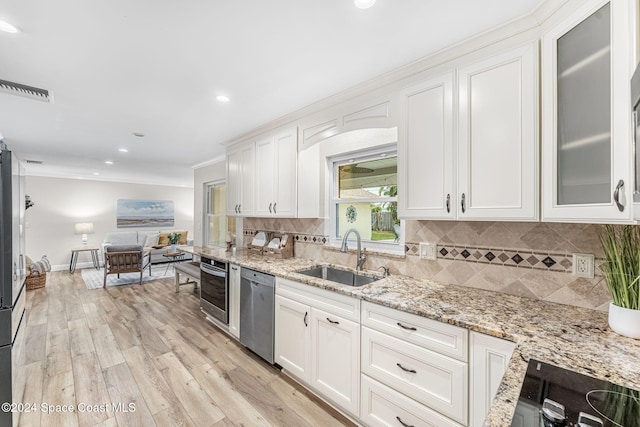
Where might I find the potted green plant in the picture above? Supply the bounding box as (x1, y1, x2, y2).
(167, 232, 181, 253)
(598, 224, 640, 339)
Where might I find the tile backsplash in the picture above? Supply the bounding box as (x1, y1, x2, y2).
(243, 218, 611, 311)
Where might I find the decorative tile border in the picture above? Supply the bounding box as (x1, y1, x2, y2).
(405, 242, 592, 274)
(244, 229, 328, 245)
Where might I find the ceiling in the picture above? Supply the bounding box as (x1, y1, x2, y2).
(0, 0, 541, 188)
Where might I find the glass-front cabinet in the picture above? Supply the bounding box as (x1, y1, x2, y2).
(542, 0, 634, 222)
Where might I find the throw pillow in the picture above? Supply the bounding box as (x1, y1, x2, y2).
(144, 233, 160, 247)
(158, 233, 170, 245)
(40, 255, 51, 272)
(178, 231, 188, 245)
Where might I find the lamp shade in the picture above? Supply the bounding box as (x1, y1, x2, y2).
(74, 222, 94, 235)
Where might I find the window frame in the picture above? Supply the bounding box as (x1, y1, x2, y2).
(204, 180, 228, 248)
(328, 146, 404, 255)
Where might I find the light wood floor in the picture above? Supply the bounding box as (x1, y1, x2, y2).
(15, 270, 356, 427)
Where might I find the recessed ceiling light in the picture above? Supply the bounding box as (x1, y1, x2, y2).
(105, 160, 113, 165)
(354, 0, 376, 9)
(0, 20, 19, 34)
(216, 95, 230, 103)
(132, 132, 144, 137)
(118, 148, 128, 153)
(93, 172, 100, 176)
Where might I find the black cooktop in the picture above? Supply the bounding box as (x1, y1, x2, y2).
(511, 359, 640, 427)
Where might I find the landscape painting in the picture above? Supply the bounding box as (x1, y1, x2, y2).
(116, 199, 174, 228)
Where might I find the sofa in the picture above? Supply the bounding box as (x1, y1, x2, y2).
(102, 230, 193, 264)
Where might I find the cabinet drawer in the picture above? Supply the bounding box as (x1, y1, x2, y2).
(361, 374, 464, 427)
(362, 327, 468, 425)
(362, 301, 468, 362)
(276, 277, 360, 322)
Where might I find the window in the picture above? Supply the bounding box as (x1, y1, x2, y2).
(330, 148, 401, 252)
(204, 182, 234, 247)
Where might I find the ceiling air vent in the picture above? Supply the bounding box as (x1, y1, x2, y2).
(0, 79, 52, 103)
(24, 159, 43, 165)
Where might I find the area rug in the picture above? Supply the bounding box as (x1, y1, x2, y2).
(81, 266, 174, 290)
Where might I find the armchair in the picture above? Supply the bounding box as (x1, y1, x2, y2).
(103, 245, 151, 287)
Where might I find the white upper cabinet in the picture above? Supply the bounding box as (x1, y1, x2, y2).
(255, 127, 298, 217)
(226, 141, 255, 216)
(398, 42, 539, 222)
(542, 0, 634, 222)
(398, 73, 455, 219)
(457, 42, 539, 221)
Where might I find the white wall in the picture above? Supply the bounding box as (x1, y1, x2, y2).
(193, 161, 226, 247)
(25, 176, 194, 269)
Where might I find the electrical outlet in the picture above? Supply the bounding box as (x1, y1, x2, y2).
(419, 242, 437, 260)
(573, 253, 594, 279)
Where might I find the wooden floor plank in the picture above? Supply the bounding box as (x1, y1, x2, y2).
(43, 328, 72, 378)
(40, 370, 78, 427)
(71, 352, 114, 426)
(224, 366, 312, 427)
(121, 345, 179, 416)
(90, 325, 126, 369)
(103, 362, 157, 427)
(154, 352, 226, 426)
(192, 363, 273, 427)
(68, 318, 96, 357)
(14, 361, 44, 427)
(23, 324, 47, 365)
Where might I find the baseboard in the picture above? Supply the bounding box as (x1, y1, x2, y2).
(52, 261, 97, 272)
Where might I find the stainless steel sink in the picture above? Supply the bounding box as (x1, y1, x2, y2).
(297, 266, 381, 287)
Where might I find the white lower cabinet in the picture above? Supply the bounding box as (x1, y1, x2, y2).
(361, 375, 463, 427)
(469, 332, 515, 427)
(228, 264, 241, 339)
(274, 278, 360, 418)
(275, 283, 515, 426)
(311, 308, 360, 416)
(362, 326, 468, 425)
(274, 295, 311, 382)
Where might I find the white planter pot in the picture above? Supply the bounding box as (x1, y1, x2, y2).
(608, 302, 640, 339)
(170, 244, 177, 253)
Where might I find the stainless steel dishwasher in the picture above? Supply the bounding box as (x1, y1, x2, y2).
(239, 268, 275, 364)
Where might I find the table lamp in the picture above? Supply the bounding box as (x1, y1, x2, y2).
(75, 222, 94, 246)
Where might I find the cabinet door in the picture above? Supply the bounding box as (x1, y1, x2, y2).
(469, 332, 515, 427)
(275, 295, 311, 383)
(273, 127, 297, 217)
(226, 149, 241, 216)
(458, 43, 538, 221)
(255, 137, 275, 216)
(542, 0, 633, 222)
(239, 142, 255, 216)
(228, 264, 241, 338)
(311, 308, 360, 417)
(398, 73, 455, 219)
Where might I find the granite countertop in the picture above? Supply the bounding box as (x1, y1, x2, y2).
(186, 246, 640, 426)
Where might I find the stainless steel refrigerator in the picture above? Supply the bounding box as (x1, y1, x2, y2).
(0, 144, 26, 427)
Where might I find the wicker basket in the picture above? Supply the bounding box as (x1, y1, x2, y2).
(26, 272, 46, 290)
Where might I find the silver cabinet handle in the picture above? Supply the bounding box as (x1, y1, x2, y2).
(614, 179, 625, 212)
(304, 312, 308, 327)
(446, 194, 450, 213)
(396, 416, 414, 427)
(461, 193, 466, 213)
(397, 322, 417, 331)
(326, 317, 339, 325)
(234, 205, 238, 213)
(238, 204, 241, 213)
(273, 202, 277, 214)
(396, 363, 416, 374)
(269, 202, 272, 213)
